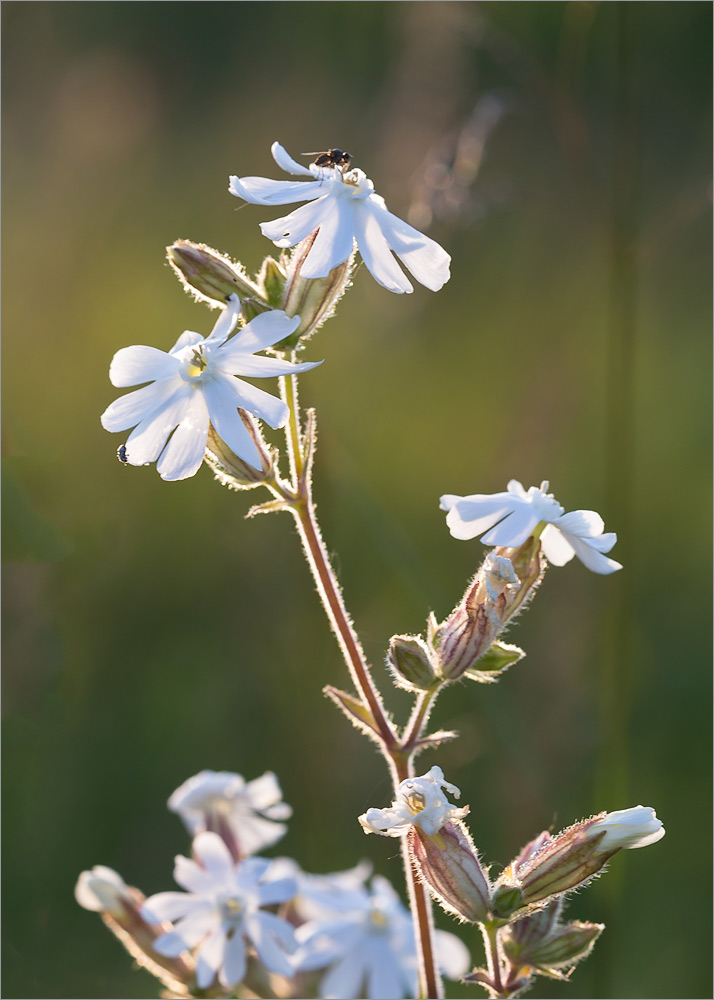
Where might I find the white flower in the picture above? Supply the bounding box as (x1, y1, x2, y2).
(589, 806, 665, 852)
(229, 142, 451, 295)
(266, 857, 373, 922)
(358, 766, 469, 838)
(294, 875, 469, 1000)
(440, 479, 622, 575)
(100, 295, 321, 481)
(75, 865, 129, 914)
(168, 770, 292, 858)
(142, 831, 297, 990)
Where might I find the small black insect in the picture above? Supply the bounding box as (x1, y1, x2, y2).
(303, 148, 352, 169)
(117, 444, 129, 464)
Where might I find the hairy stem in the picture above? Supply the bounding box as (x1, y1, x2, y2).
(278, 372, 443, 997)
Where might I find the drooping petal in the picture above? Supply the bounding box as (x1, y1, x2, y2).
(229, 175, 325, 206)
(201, 383, 262, 470)
(555, 509, 606, 539)
(100, 377, 184, 434)
(271, 141, 315, 176)
(219, 931, 247, 987)
(109, 346, 179, 387)
(353, 203, 414, 294)
(260, 196, 334, 249)
(301, 195, 356, 278)
(156, 389, 210, 482)
(193, 831, 235, 883)
(195, 926, 227, 989)
(442, 494, 519, 541)
(557, 530, 623, 574)
(540, 524, 576, 567)
(222, 311, 301, 355)
(123, 383, 194, 466)
(479, 505, 541, 547)
(366, 198, 451, 291)
(245, 771, 288, 810)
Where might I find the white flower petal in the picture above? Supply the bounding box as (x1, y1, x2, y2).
(172, 905, 218, 947)
(201, 380, 262, 470)
(435, 929, 471, 979)
(271, 141, 315, 176)
(353, 203, 414, 293)
(257, 877, 297, 908)
(141, 891, 203, 924)
(203, 294, 241, 347)
(169, 330, 203, 355)
(193, 831, 235, 882)
(253, 908, 297, 952)
(443, 495, 519, 541)
(152, 929, 192, 958)
(221, 352, 322, 379)
(246, 771, 288, 810)
(224, 311, 301, 355)
(219, 373, 288, 430)
(100, 377, 183, 434)
(74, 866, 127, 912)
(219, 930, 248, 987)
(558, 530, 623, 574)
(367, 935, 405, 1000)
(123, 383, 193, 466)
(367, 199, 451, 291)
(260, 196, 334, 248)
(109, 346, 178, 388)
(591, 806, 665, 851)
(320, 948, 366, 1000)
(156, 390, 210, 482)
(195, 926, 227, 989)
(301, 196, 356, 278)
(479, 506, 540, 546)
(229, 175, 325, 205)
(173, 855, 218, 895)
(540, 524, 576, 567)
(246, 912, 294, 976)
(556, 509, 605, 538)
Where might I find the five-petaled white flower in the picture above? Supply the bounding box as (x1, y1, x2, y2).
(359, 766, 469, 838)
(100, 295, 321, 481)
(168, 770, 292, 858)
(229, 142, 451, 295)
(142, 831, 297, 990)
(440, 479, 622, 575)
(293, 874, 469, 1000)
(589, 806, 665, 853)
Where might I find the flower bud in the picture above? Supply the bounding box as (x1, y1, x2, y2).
(502, 899, 603, 977)
(434, 554, 521, 681)
(280, 233, 355, 346)
(490, 881, 525, 920)
(204, 415, 274, 490)
(168, 240, 261, 305)
(387, 634, 439, 692)
(410, 822, 491, 923)
(75, 866, 130, 916)
(506, 806, 665, 909)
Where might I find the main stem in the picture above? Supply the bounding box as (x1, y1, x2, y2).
(279, 373, 441, 999)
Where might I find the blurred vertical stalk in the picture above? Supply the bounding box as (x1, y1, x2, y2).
(596, 1, 640, 988)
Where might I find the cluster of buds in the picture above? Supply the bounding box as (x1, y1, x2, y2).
(388, 537, 543, 693)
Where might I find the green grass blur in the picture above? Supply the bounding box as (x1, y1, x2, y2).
(2, 3, 711, 998)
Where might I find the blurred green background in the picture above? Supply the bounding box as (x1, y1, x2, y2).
(2, 3, 711, 998)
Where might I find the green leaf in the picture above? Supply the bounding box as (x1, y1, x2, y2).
(464, 641, 525, 683)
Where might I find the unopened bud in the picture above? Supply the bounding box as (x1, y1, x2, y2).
(280, 233, 355, 346)
(204, 416, 274, 490)
(490, 881, 524, 920)
(502, 898, 603, 975)
(387, 634, 439, 692)
(75, 866, 130, 916)
(410, 822, 491, 923)
(168, 240, 261, 305)
(527, 921, 603, 971)
(434, 554, 520, 681)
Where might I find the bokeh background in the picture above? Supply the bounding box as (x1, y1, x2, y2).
(2, 3, 711, 998)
